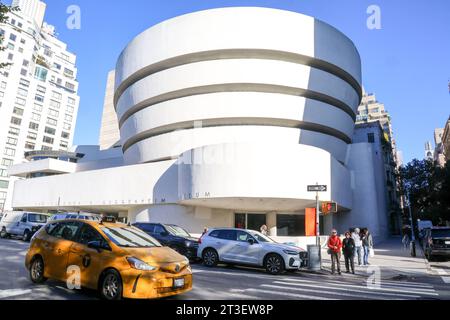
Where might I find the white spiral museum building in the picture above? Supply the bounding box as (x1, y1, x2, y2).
(10, 8, 391, 242)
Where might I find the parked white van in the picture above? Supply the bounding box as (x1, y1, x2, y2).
(0, 211, 50, 241)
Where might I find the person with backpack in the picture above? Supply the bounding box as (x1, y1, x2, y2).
(327, 229, 342, 275)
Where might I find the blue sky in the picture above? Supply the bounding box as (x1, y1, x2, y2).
(6, 0, 450, 163)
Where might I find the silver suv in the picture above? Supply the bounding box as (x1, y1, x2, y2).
(197, 228, 305, 274)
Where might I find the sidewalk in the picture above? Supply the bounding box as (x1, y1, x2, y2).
(320, 237, 430, 280)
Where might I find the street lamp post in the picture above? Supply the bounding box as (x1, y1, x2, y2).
(406, 191, 416, 257)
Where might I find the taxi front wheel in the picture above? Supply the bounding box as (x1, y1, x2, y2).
(100, 270, 123, 300)
(30, 257, 47, 284)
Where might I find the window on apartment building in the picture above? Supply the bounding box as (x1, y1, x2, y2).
(0, 180, 9, 189)
(48, 109, 59, 118)
(27, 132, 37, 140)
(368, 133, 375, 144)
(66, 105, 74, 114)
(44, 48, 53, 58)
(60, 141, 68, 149)
(15, 97, 26, 105)
(63, 123, 71, 131)
(18, 47, 23, 53)
(68, 97, 76, 105)
(36, 85, 46, 94)
(24, 142, 35, 150)
(0, 191, 6, 199)
(49, 100, 60, 109)
(0, 81, 6, 89)
(47, 118, 57, 126)
(6, 137, 18, 146)
(0, 91, 4, 98)
(10, 117, 22, 126)
(64, 114, 73, 122)
(45, 127, 56, 135)
(51, 91, 62, 100)
(19, 78, 30, 87)
(53, 63, 61, 70)
(7, 53, 13, 60)
(31, 113, 41, 122)
(41, 146, 52, 151)
(61, 53, 70, 61)
(13, 107, 24, 116)
(61, 132, 70, 139)
(65, 82, 75, 91)
(20, 68, 27, 76)
(43, 136, 54, 145)
(7, 43, 14, 50)
(0, 169, 8, 178)
(64, 68, 74, 77)
(9, 33, 16, 42)
(34, 66, 48, 82)
(8, 127, 20, 136)
(4, 148, 15, 157)
(35, 94, 45, 103)
(1, 159, 13, 167)
(33, 104, 43, 112)
(23, 59, 29, 67)
(17, 88, 28, 97)
(29, 122, 39, 131)
(20, 38, 25, 44)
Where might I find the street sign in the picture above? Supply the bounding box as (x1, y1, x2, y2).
(321, 202, 338, 214)
(307, 185, 327, 192)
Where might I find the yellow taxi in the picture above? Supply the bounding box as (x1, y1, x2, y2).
(25, 218, 193, 300)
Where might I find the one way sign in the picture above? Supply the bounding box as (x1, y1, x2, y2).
(307, 185, 327, 192)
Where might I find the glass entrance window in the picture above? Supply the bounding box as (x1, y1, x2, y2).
(234, 213, 267, 231)
(276, 214, 324, 236)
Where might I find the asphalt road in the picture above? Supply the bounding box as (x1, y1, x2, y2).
(1, 238, 449, 300)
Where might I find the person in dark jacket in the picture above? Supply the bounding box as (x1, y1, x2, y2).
(342, 232, 356, 274)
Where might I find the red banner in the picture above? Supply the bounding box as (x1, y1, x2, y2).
(305, 208, 316, 236)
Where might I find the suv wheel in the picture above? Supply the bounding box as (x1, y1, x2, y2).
(264, 254, 285, 275)
(0, 227, 8, 239)
(202, 248, 219, 267)
(30, 256, 47, 283)
(23, 230, 31, 242)
(100, 270, 123, 300)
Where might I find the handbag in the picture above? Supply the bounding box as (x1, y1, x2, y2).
(327, 248, 332, 255)
(369, 248, 375, 258)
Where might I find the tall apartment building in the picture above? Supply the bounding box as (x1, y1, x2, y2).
(356, 91, 401, 232)
(98, 70, 120, 150)
(442, 116, 450, 163)
(0, 0, 80, 212)
(432, 128, 446, 167)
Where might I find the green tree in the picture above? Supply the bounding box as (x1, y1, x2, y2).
(1, 1, 19, 69)
(399, 159, 450, 225)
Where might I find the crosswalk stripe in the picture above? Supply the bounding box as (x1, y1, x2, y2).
(0, 289, 32, 299)
(277, 278, 438, 296)
(442, 277, 450, 284)
(261, 284, 395, 300)
(231, 288, 340, 300)
(280, 277, 435, 290)
(272, 281, 420, 299)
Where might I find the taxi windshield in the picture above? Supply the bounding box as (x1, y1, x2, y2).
(102, 226, 161, 248)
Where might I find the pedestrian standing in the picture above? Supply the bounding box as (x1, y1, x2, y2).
(260, 224, 269, 236)
(327, 229, 342, 275)
(361, 228, 374, 265)
(352, 228, 363, 266)
(342, 232, 356, 274)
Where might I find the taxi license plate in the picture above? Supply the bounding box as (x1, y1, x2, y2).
(445, 241, 450, 245)
(173, 278, 185, 288)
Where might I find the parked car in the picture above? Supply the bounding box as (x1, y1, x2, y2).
(197, 228, 306, 274)
(0, 211, 50, 241)
(26, 218, 192, 300)
(49, 212, 102, 221)
(423, 227, 450, 261)
(133, 223, 199, 260)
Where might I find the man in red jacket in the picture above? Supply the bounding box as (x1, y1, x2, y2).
(327, 229, 342, 275)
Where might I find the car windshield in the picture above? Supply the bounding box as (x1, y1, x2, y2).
(165, 225, 191, 237)
(432, 229, 450, 238)
(28, 214, 48, 223)
(102, 226, 161, 248)
(249, 231, 275, 243)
